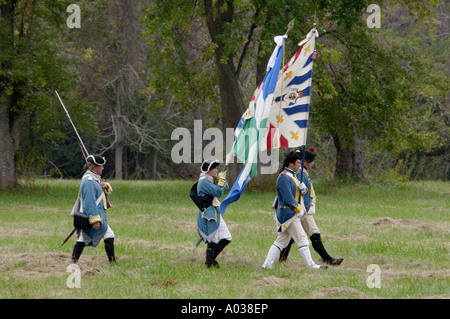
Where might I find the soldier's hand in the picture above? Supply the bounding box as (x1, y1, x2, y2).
(218, 171, 226, 180)
(299, 182, 308, 195)
(215, 171, 227, 186)
(298, 208, 305, 219)
(101, 181, 113, 194)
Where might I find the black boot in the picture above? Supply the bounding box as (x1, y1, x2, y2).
(71, 242, 86, 263)
(104, 238, 116, 264)
(279, 238, 294, 262)
(310, 233, 343, 265)
(210, 239, 231, 268)
(205, 242, 218, 268)
(214, 239, 230, 260)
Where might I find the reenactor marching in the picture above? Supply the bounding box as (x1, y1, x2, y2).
(262, 150, 327, 269)
(194, 160, 232, 268)
(70, 155, 116, 264)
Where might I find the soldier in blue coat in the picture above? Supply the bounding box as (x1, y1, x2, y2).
(262, 151, 327, 269)
(279, 147, 343, 265)
(196, 160, 231, 268)
(71, 155, 115, 263)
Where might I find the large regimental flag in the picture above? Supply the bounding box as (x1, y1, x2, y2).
(260, 28, 319, 151)
(220, 35, 286, 216)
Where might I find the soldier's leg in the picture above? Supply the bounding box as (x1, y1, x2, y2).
(104, 226, 116, 263)
(303, 215, 343, 265)
(278, 238, 294, 262)
(214, 218, 232, 261)
(289, 217, 326, 269)
(310, 233, 343, 265)
(205, 242, 218, 268)
(71, 229, 86, 263)
(279, 213, 316, 262)
(279, 214, 312, 263)
(71, 241, 85, 263)
(262, 230, 291, 269)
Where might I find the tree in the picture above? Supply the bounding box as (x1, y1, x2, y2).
(0, 0, 71, 188)
(2, 0, 445, 184)
(143, 0, 446, 183)
(365, 2, 449, 180)
(66, 0, 179, 180)
(143, 0, 264, 132)
(311, 1, 446, 181)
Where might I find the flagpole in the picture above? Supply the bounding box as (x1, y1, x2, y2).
(283, 19, 295, 61)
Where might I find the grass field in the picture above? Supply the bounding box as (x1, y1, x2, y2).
(0, 178, 448, 299)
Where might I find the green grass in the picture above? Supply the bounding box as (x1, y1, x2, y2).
(0, 178, 448, 299)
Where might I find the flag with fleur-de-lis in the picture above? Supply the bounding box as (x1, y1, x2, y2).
(220, 35, 286, 215)
(260, 28, 318, 151)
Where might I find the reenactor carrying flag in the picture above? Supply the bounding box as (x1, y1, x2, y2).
(262, 151, 327, 270)
(279, 147, 344, 265)
(192, 160, 231, 268)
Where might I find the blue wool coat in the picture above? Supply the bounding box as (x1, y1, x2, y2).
(80, 171, 109, 247)
(196, 174, 229, 243)
(275, 168, 302, 232)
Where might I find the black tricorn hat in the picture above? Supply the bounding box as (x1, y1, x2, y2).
(87, 155, 106, 166)
(201, 159, 220, 173)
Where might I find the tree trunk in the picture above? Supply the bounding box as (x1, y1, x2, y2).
(256, 50, 272, 86)
(203, 0, 245, 131)
(113, 79, 124, 180)
(0, 96, 20, 189)
(151, 150, 158, 180)
(332, 129, 366, 183)
(216, 61, 246, 130)
(351, 133, 365, 182)
(0, 0, 32, 188)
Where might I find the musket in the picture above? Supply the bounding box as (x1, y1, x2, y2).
(59, 227, 77, 247)
(56, 90, 111, 207)
(195, 237, 202, 248)
(55, 90, 89, 159)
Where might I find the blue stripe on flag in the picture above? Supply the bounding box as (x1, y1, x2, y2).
(262, 62, 282, 100)
(300, 86, 311, 97)
(234, 117, 245, 138)
(283, 104, 309, 115)
(303, 54, 314, 68)
(294, 119, 308, 128)
(287, 69, 312, 86)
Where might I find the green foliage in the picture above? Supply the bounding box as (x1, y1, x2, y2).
(142, 0, 218, 114)
(364, 2, 449, 180)
(0, 0, 84, 178)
